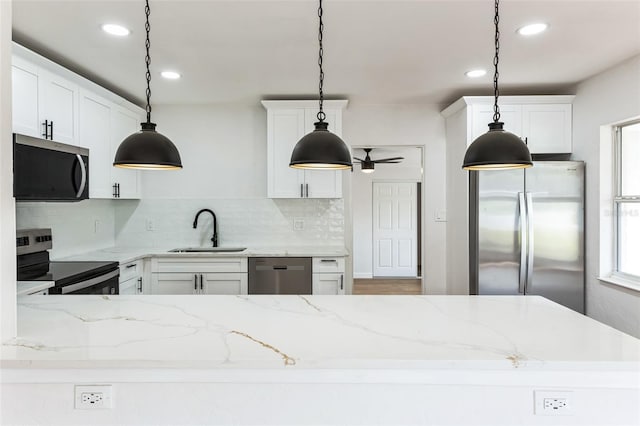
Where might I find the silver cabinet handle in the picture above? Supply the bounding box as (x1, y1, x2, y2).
(525, 192, 535, 294)
(76, 154, 87, 198)
(518, 192, 528, 294)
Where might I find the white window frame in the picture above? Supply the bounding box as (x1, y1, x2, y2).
(612, 119, 640, 284)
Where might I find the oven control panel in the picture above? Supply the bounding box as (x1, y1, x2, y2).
(16, 228, 53, 255)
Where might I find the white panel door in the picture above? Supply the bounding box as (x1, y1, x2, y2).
(111, 105, 142, 198)
(267, 109, 306, 198)
(11, 58, 41, 138)
(39, 69, 79, 145)
(79, 90, 112, 198)
(372, 182, 418, 277)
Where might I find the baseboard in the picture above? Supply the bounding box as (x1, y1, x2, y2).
(353, 273, 373, 279)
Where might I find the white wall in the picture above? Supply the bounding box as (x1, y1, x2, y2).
(572, 55, 640, 338)
(0, 0, 16, 341)
(343, 104, 447, 294)
(352, 149, 423, 278)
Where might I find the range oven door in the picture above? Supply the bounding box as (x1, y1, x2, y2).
(49, 269, 119, 295)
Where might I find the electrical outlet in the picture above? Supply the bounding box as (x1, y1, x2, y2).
(534, 390, 573, 416)
(293, 218, 305, 231)
(75, 385, 112, 410)
(145, 219, 155, 231)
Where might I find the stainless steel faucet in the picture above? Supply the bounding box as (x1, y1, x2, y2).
(193, 209, 218, 247)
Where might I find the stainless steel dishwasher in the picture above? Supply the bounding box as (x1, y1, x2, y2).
(248, 257, 312, 294)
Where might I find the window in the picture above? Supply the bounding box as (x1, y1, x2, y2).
(614, 120, 640, 280)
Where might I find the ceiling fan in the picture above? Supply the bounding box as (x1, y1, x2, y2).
(353, 148, 404, 173)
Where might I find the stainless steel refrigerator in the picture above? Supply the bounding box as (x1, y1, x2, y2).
(469, 161, 585, 313)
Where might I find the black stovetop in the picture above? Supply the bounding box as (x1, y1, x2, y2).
(17, 253, 118, 287)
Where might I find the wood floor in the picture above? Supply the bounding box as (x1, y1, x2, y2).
(352, 278, 422, 295)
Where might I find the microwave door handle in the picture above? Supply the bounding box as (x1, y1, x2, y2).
(75, 154, 87, 198)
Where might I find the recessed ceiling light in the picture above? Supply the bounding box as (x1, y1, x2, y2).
(101, 24, 130, 37)
(517, 23, 548, 36)
(161, 71, 181, 80)
(465, 69, 487, 78)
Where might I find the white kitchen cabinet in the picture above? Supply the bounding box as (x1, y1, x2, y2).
(79, 89, 142, 199)
(312, 257, 345, 295)
(150, 257, 248, 295)
(262, 100, 348, 199)
(468, 97, 573, 154)
(119, 260, 144, 295)
(12, 55, 80, 145)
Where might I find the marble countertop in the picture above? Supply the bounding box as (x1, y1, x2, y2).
(16, 281, 55, 297)
(56, 246, 349, 264)
(3, 295, 639, 374)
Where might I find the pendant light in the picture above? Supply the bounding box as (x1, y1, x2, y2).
(462, 0, 532, 171)
(113, 0, 182, 170)
(289, 0, 352, 170)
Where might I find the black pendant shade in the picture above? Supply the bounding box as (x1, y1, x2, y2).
(462, 122, 532, 170)
(113, 122, 182, 170)
(290, 122, 352, 170)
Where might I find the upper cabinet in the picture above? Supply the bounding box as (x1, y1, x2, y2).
(12, 56, 80, 145)
(448, 95, 575, 154)
(79, 90, 142, 199)
(262, 100, 348, 198)
(13, 43, 144, 199)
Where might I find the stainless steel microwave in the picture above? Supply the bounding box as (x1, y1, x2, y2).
(13, 133, 89, 201)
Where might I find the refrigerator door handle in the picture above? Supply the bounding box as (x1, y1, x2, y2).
(525, 192, 535, 294)
(518, 192, 528, 294)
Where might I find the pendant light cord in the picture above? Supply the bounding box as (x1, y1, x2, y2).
(145, 0, 152, 123)
(492, 0, 501, 123)
(317, 0, 326, 122)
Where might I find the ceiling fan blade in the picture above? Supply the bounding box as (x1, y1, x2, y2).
(377, 161, 403, 164)
(373, 157, 404, 163)
(353, 157, 365, 162)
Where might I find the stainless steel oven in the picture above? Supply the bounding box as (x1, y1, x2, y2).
(17, 229, 119, 295)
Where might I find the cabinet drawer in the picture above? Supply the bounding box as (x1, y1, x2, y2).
(154, 257, 248, 273)
(312, 257, 345, 273)
(119, 260, 142, 282)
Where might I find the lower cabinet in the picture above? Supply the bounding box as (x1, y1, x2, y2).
(150, 257, 248, 295)
(312, 257, 346, 295)
(119, 259, 144, 295)
(152, 272, 247, 295)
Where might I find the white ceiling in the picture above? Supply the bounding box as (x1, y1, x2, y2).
(11, 0, 640, 108)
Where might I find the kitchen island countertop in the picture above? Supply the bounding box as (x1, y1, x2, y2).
(2, 295, 639, 425)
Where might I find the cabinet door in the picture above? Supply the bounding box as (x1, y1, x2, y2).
(202, 273, 248, 295)
(119, 276, 141, 295)
(151, 273, 199, 295)
(38, 69, 79, 145)
(80, 90, 113, 198)
(471, 104, 521, 142)
(312, 273, 344, 295)
(267, 108, 306, 198)
(11, 58, 41, 138)
(521, 104, 572, 153)
(111, 105, 142, 198)
(303, 108, 343, 198)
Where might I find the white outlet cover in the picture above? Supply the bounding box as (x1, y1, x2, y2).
(534, 390, 573, 416)
(75, 385, 113, 410)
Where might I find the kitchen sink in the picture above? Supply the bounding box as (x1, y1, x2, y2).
(168, 247, 247, 253)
